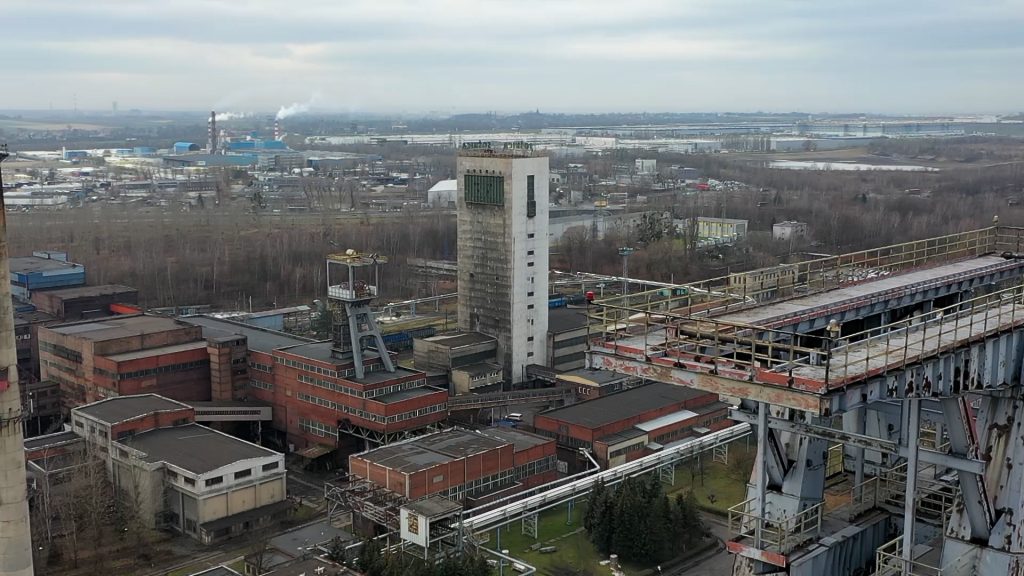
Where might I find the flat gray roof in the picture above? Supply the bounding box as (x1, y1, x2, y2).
(404, 495, 462, 518)
(24, 430, 79, 451)
(352, 367, 423, 385)
(34, 284, 137, 299)
(122, 423, 278, 474)
(75, 394, 191, 424)
(181, 315, 312, 353)
(105, 341, 208, 362)
(9, 256, 80, 274)
(453, 362, 502, 378)
(49, 315, 185, 340)
(538, 382, 706, 429)
(356, 428, 510, 473)
(477, 427, 551, 452)
(549, 307, 588, 333)
(373, 385, 441, 403)
(421, 332, 496, 348)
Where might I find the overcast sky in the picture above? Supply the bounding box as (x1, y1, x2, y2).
(8, 0, 1024, 115)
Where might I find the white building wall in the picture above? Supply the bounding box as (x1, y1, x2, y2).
(456, 152, 549, 383)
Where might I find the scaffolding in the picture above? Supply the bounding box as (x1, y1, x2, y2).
(325, 480, 406, 532)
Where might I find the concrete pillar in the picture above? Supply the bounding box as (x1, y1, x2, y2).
(901, 398, 922, 569)
(755, 402, 768, 547)
(0, 175, 34, 575)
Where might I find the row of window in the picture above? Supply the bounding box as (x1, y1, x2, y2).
(610, 441, 645, 459)
(298, 373, 362, 398)
(249, 361, 273, 373)
(39, 341, 82, 363)
(299, 417, 337, 438)
(102, 359, 210, 382)
(365, 378, 426, 400)
(250, 378, 273, 391)
(297, 391, 446, 425)
(42, 359, 77, 375)
(278, 357, 341, 378)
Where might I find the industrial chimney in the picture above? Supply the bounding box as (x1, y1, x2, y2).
(208, 111, 218, 154)
(273, 119, 281, 141)
(0, 144, 35, 576)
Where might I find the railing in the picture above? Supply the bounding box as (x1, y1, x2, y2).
(328, 284, 378, 300)
(593, 226, 1010, 318)
(727, 498, 823, 555)
(873, 536, 977, 576)
(823, 280, 1024, 386)
(877, 460, 959, 529)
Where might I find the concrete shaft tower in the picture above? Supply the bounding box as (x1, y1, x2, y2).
(456, 143, 549, 383)
(0, 145, 34, 576)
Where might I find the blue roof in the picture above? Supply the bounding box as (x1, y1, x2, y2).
(173, 142, 196, 147)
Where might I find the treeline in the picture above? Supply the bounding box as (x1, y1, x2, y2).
(584, 477, 706, 565)
(8, 208, 456, 309)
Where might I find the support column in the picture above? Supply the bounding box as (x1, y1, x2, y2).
(852, 406, 866, 490)
(755, 401, 769, 547)
(902, 397, 921, 569)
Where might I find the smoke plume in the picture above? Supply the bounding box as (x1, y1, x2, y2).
(276, 92, 321, 120)
(215, 111, 248, 121)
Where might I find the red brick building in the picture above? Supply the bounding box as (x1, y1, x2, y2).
(182, 317, 448, 455)
(532, 382, 731, 470)
(348, 427, 557, 506)
(38, 315, 213, 410)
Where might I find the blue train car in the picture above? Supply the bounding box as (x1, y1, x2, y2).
(548, 293, 567, 309)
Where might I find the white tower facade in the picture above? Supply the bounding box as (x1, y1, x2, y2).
(457, 144, 549, 384)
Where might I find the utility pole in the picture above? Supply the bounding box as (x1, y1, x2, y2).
(618, 247, 635, 295)
(0, 144, 35, 576)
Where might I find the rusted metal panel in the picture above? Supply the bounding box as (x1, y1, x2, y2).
(590, 351, 827, 414)
(725, 540, 788, 567)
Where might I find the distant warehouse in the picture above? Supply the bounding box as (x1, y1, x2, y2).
(532, 382, 731, 471)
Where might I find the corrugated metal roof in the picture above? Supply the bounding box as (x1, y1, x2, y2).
(634, 409, 699, 432)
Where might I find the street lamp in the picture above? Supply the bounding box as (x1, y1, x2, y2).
(618, 247, 635, 295)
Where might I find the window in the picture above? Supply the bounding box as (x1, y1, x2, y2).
(205, 476, 223, 487)
(262, 462, 279, 472)
(184, 477, 196, 487)
(527, 291, 534, 297)
(235, 469, 252, 480)
(528, 233, 535, 239)
(527, 250, 534, 256)
(527, 261, 535, 267)
(527, 304, 534, 310)
(527, 336, 534, 342)
(167, 470, 179, 480)
(464, 174, 505, 205)
(117, 429, 135, 441)
(526, 175, 536, 218)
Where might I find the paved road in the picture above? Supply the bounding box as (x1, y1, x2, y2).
(674, 518, 735, 576)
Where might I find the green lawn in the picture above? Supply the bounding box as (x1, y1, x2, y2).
(667, 442, 754, 515)
(485, 500, 643, 576)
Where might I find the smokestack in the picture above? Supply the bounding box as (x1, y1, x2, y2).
(208, 111, 218, 154)
(0, 144, 35, 576)
(273, 120, 281, 141)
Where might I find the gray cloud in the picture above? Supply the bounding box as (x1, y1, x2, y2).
(7, 0, 1024, 114)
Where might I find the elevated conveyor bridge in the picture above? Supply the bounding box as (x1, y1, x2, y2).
(586, 226, 1024, 576)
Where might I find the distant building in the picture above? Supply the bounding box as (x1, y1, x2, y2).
(532, 383, 731, 470)
(678, 216, 748, 242)
(426, 179, 457, 208)
(547, 308, 588, 372)
(413, 332, 499, 394)
(348, 427, 557, 507)
(38, 315, 213, 410)
(26, 394, 288, 544)
(9, 251, 85, 299)
(773, 220, 809, 242)
(30, 284, 138, 321)
(554, 368, 641, 399)
(457, 144, 550, 383)
(635, 158, 657, 174)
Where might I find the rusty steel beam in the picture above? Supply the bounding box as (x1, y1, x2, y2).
(590, 350, 828, 414)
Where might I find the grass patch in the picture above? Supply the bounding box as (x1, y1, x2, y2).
(485, 501, 643, 576)
(667, 442, 754, 515)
